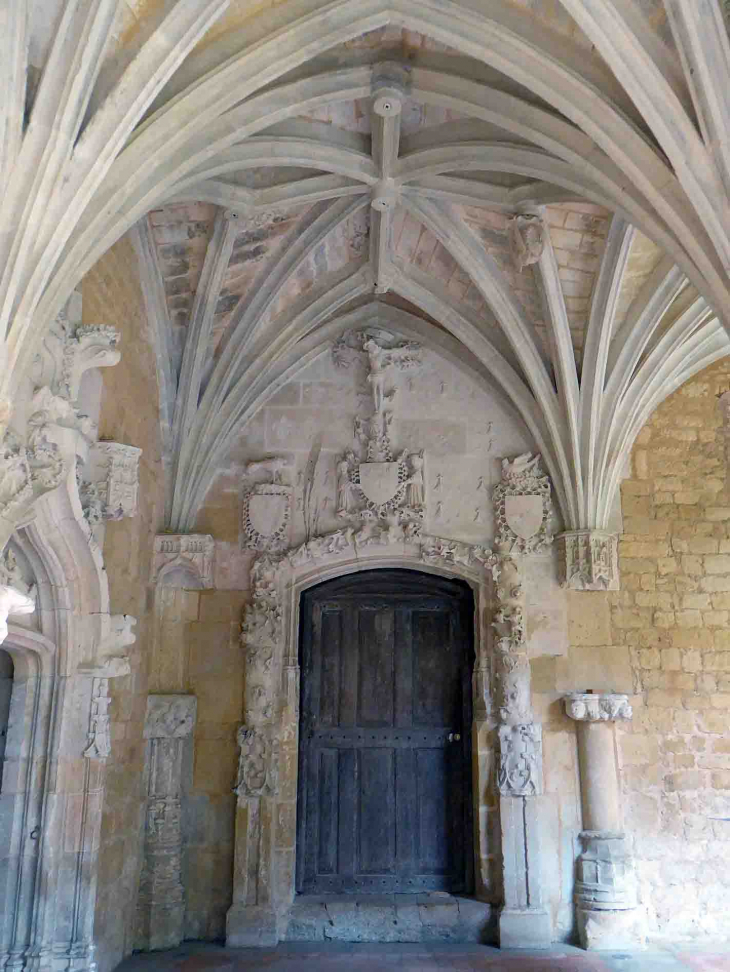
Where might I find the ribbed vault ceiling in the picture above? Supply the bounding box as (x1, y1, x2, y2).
(3, 1, 730, 534)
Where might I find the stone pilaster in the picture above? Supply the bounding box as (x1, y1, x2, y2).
(136, 694, 197, 951)
(563, 693, 645, 949)
(557, 530, 619, 591)
(227, 556, 281, 947)
(492, 454, 553, 949)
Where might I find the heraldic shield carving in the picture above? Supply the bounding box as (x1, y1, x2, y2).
(332, 331, 425, 525)
(242, 458, 293, 552)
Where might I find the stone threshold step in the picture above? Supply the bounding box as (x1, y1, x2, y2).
(285, 893, 497, 944)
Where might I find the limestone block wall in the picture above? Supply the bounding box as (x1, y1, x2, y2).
(83, 235, 166, 972)
(607, 357, 730, 943)
(190, 344, 585, 941)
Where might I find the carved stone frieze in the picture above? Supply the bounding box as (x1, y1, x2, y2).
(152, 533, 215, 588)
(564, 693, 632, 723)
(234, 725, 279, 799)
(508, 212, 545, 272)
(143, 694, 197, 739)
(498, 722, 543, 797)
(558, 530, 619, 591)
(494, 453, 552, 554)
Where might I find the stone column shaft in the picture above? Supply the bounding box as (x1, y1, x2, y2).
(564, 693, 645, 950)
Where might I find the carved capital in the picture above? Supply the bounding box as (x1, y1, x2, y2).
(558, 530, 619, 591)
(563, 693, 632, 723)
(144, 694, 197, 739)
(152, 534, 215, 588)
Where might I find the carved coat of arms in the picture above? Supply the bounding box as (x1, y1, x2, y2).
(332, 333, 425, 525)
(242, 458, 292, 552)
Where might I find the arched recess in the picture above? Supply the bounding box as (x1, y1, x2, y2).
(229, 532, 500, 946)
(0, 464, 137, 969)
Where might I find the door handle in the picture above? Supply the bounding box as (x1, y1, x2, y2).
(448, 732, 461, 742)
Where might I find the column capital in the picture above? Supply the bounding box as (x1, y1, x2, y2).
(557, 530, 619, 590)
(563, 692, 632, 723)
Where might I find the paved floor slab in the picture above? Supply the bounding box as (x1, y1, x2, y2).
(116, 942, 730, 972)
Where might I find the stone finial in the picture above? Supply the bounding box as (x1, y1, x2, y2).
(557, 530, 619, 591)
(563, 693, 632, 722)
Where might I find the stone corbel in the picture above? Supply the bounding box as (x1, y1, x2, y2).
(558, 530, 619, 591)
(152, 533, 215, 589)
(563, 692, 645, 949)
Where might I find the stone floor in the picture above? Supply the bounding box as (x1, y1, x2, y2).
(117, 942, 730, 972)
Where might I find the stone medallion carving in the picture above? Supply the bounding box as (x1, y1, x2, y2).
(494, 453, 552, 553)
(332, 331, 425, 524)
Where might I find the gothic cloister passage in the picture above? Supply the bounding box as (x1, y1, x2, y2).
(1, 2, 730, 970)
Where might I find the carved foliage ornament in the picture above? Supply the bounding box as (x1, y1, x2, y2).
(234, 725, 279, 799)
(494, 453, 553, 554)
(143, 695, 197, 739)
(563, 693, 632, 723)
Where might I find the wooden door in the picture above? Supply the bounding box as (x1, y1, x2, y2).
(296, 569, 474, 895)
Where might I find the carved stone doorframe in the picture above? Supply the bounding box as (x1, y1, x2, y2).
(226, 532, 498, 947)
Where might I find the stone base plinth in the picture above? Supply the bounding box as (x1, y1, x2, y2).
(135, 901, 184, 951)
(498, 907, 552, 948)
(577, 905, 646, 950)
(226, 905, 278, 947)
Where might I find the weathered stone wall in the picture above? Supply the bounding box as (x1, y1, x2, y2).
(83, 235, 166, 972)
(608, 357, 730, 943)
